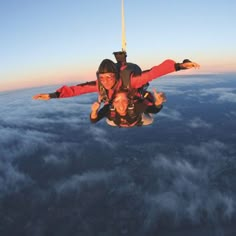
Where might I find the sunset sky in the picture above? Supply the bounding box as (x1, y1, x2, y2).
(1, 0, 236, 92)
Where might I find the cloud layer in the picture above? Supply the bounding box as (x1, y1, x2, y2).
(0, 74, 236, 235)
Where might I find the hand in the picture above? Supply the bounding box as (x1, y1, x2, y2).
(153, 89, 167, 106)
(91, 101, 100, 113)
(180, 61, 200, 69)
(32, 94, 50, 100)
(91, 102, 100, 119)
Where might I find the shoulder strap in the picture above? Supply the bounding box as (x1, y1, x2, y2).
(120, 63, 142, 89)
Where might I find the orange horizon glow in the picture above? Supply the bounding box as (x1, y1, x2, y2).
(0, 65, 96, 92)
(1, 63, 236, 93)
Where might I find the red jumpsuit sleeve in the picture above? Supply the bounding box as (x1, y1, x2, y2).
(56, 81, 98, 98)
(130, 59, 176, 88)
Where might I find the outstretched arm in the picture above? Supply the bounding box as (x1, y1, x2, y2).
(32, 81, 98, 100)
(130, 59, 200, 88)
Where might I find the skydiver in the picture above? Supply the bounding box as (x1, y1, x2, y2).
(32, 57, 200, 102)
(90, 89, 167, 127)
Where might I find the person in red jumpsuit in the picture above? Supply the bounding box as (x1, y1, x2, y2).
(32, 58, 199, 101)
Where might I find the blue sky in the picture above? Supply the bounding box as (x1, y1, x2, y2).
(0, 0, 236, 91)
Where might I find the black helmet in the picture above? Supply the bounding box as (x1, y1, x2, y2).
(113, 51, 127, 63)
(97, 59, 118, 75)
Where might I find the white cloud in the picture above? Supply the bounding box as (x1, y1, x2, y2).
(218, 92, 236, 103)
(199, 87, 236, 103)
(43, 154, 68, 165)
(157, 107, 183, 121)
(187, 117, 212, 128)
(0, 161, 32, 197)
(226, 111, 236, 118)
(55, 170, 114, 194)
(152, 75, 225, 87)
(200, 87, 233, 96)
(184, 140, 227, 161)
(143, 146, 236, 228)
(88, 126, 117, 148)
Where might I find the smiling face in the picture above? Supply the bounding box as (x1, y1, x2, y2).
(113, 92, 129, 116)
(98, 73, 116, 90)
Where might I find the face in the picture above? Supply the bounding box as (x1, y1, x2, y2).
(113, 92, 129, 116)
(98, 73, 116, 90)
